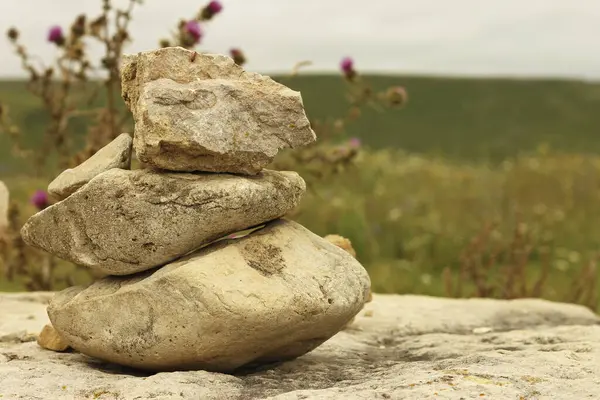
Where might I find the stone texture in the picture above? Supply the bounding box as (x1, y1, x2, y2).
(21, 168, 305, 275)
(325, 233, 371, 329)
(324, 235, 370, 303)
(47, 219, 371, 372)
(48, 133, 133, 200)
(121, 47, 316, 174)
(0, 180, 8, 230)
(2, 292, 600, 399)
(37, 324, 70, 352)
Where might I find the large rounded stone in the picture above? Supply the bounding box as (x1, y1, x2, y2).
(47, 219, 371, 373)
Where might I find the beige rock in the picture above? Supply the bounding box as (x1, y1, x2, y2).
(37, 324, 70, 352)
(21, 169, 305, 275)
(3, 292, 600, 399)
(0, 180, 8, 230)
(47, 219, 371, 372)
(324, 234, 356, 258)
(121, 47, 316, 174)
(48, 133, 133, 200)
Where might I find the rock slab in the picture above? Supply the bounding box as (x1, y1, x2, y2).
(21, 168, 305, 275)
(121, 47, 316, 174)
(2, 292, 600, 399)
(47, 219, 371, 372)
(48, 133, 133, 200)
(37, 324, 70, 352)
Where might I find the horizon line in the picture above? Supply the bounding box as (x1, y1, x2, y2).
(0, 70, 598, 83)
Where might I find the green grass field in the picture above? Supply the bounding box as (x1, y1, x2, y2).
(2, 74, 600, 176)
(287, 74, 600, 159)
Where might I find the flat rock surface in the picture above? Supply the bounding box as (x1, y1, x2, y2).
(21, 169, 305, 275)
(48, 133, 133, 200)
(1, 292, 599, 399)
(121, 47, 316, 174)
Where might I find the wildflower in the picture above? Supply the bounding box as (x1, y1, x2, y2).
(30, 190, 49, 210)
(185, 20, 202, 44)
(348, 137, 361, 149)
(66, 41, 85, 60)
(101, 56, 116, 69)
(340, 57, 353, 73)
(47, 26, 65, 46)
(200, 1, 223, 20)
(89, 15, 107, 38)
(7, 27, 19, 41)
(208, 1, 223, 14)
(230, 48, 246, 66)
(386, 86, 408, 107)
(114, 29, 129, 43)
(71, 14, 86, 37)
(340, 56, 356, 80)
(347, 106, 361, 120)
(333, 119, 345, 131)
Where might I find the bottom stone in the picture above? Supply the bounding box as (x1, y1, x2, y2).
(47, 219, 371, 372)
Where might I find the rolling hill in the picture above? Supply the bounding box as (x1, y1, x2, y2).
(1, 74, 599, 176)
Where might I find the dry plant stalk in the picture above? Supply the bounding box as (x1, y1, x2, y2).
(444, 222, 598, 311)
(4, 0, 144, 173)
(568, 257, 599, 310)
(272, 62, 408, 182)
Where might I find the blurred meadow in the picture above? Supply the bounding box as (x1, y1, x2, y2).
(1, 1, 600, 311)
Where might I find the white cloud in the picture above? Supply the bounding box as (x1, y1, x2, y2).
(0, 0, 599, 79)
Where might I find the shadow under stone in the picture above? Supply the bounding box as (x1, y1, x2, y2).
(82, 356, 154, 378)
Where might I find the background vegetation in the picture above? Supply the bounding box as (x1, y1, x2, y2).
(2, 76, 600, 175)
(1, 1, 599, 312)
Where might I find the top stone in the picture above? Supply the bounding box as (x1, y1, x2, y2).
(121, 47, 317, 175)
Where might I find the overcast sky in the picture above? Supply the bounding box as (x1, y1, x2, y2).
(0, 0, 599, 79)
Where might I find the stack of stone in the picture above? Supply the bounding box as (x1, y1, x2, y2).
(21, 47, 371, 373)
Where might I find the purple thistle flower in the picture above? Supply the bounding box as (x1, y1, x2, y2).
(348, 137, 362, 149)
(47, 25, 64, 45)
(340, 57, 354, 74)
(207, 1, 223, 14)
(30, 190, 49, 210)
(185, 20, 203, 44)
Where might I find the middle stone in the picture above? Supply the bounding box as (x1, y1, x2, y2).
(20, 168, 305, 275)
